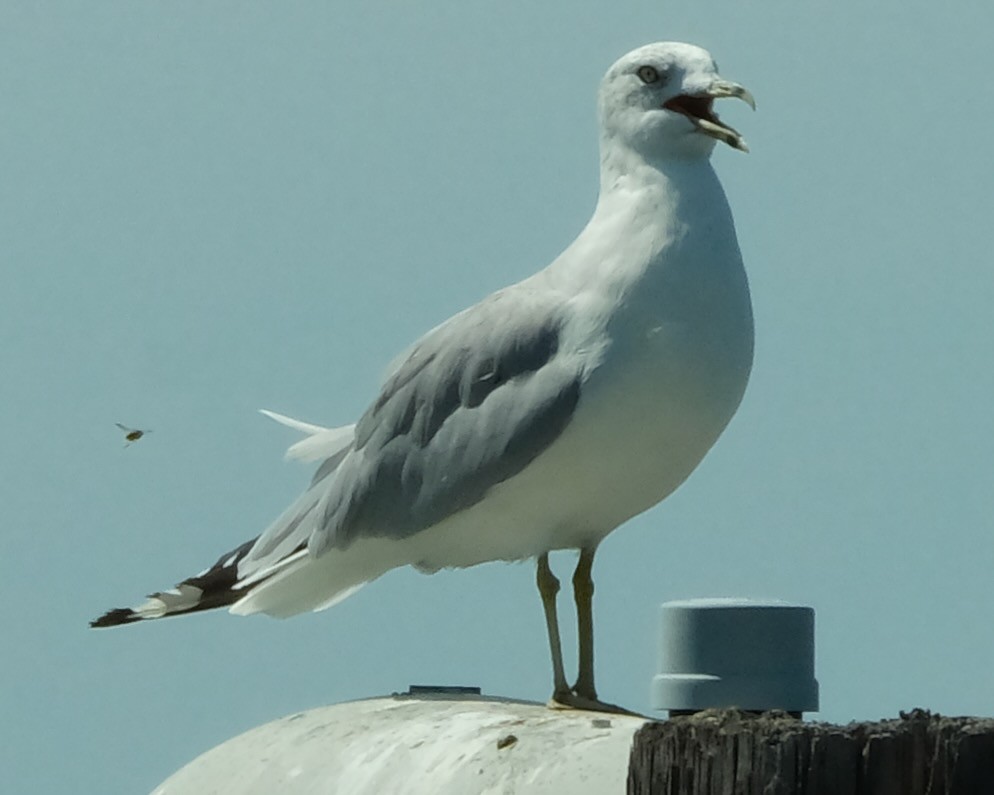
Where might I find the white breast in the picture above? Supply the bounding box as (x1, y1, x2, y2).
(407, 189, 753, 571)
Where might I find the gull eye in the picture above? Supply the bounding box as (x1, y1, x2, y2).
(637, 65, 662, 84)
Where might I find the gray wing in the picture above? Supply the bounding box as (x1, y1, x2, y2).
(311, 285, 583, 555)
(241, 285, 584, 571)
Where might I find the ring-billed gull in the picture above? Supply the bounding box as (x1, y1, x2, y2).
(93, 41, 755, 713)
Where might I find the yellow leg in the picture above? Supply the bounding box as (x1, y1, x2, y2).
(572, 545, 597, 700)
(536, 552, 570, 700)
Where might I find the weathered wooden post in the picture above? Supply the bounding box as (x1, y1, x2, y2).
(627, 709, 994, 794)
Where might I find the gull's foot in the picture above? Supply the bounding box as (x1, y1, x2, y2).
(547, 690, 641, 716)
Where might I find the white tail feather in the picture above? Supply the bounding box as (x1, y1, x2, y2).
(258, 409, 326, 435)
(229, 558, 370, 618)
(230, 536, 402, 618)
(259, 408, 356, 462)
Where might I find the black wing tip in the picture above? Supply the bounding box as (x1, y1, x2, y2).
(90, 608, 142, 628)
(89, 536, 269, 629)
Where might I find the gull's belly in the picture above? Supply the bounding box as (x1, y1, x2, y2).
(408, 310, 753, 571)
(536, 321, 751, 544)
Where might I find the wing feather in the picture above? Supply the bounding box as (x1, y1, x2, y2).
(244, 285, 583, 571)
(310, 286, 583, 554)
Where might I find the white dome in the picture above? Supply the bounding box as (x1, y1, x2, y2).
(153, 693, 648, 794)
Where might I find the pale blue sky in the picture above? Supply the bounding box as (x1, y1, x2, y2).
(3, 2, 993, 793)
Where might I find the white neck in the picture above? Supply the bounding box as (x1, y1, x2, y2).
(541, 144, 730, 286)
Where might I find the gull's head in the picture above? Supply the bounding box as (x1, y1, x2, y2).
(598, 42, 754, 160)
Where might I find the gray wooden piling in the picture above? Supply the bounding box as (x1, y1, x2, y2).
(627, 708, 994, 795)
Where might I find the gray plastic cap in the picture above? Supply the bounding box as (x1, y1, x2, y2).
(651, 598, 819, 714)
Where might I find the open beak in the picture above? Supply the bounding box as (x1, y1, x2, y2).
(663, 79, 755, 152)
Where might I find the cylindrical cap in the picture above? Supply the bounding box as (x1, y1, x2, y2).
(650, 598, 818, 714)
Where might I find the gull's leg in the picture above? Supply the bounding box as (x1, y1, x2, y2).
(536, 552, 570, 701)
(572, 545, 598, 700)
(546, 545, 639, 716)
